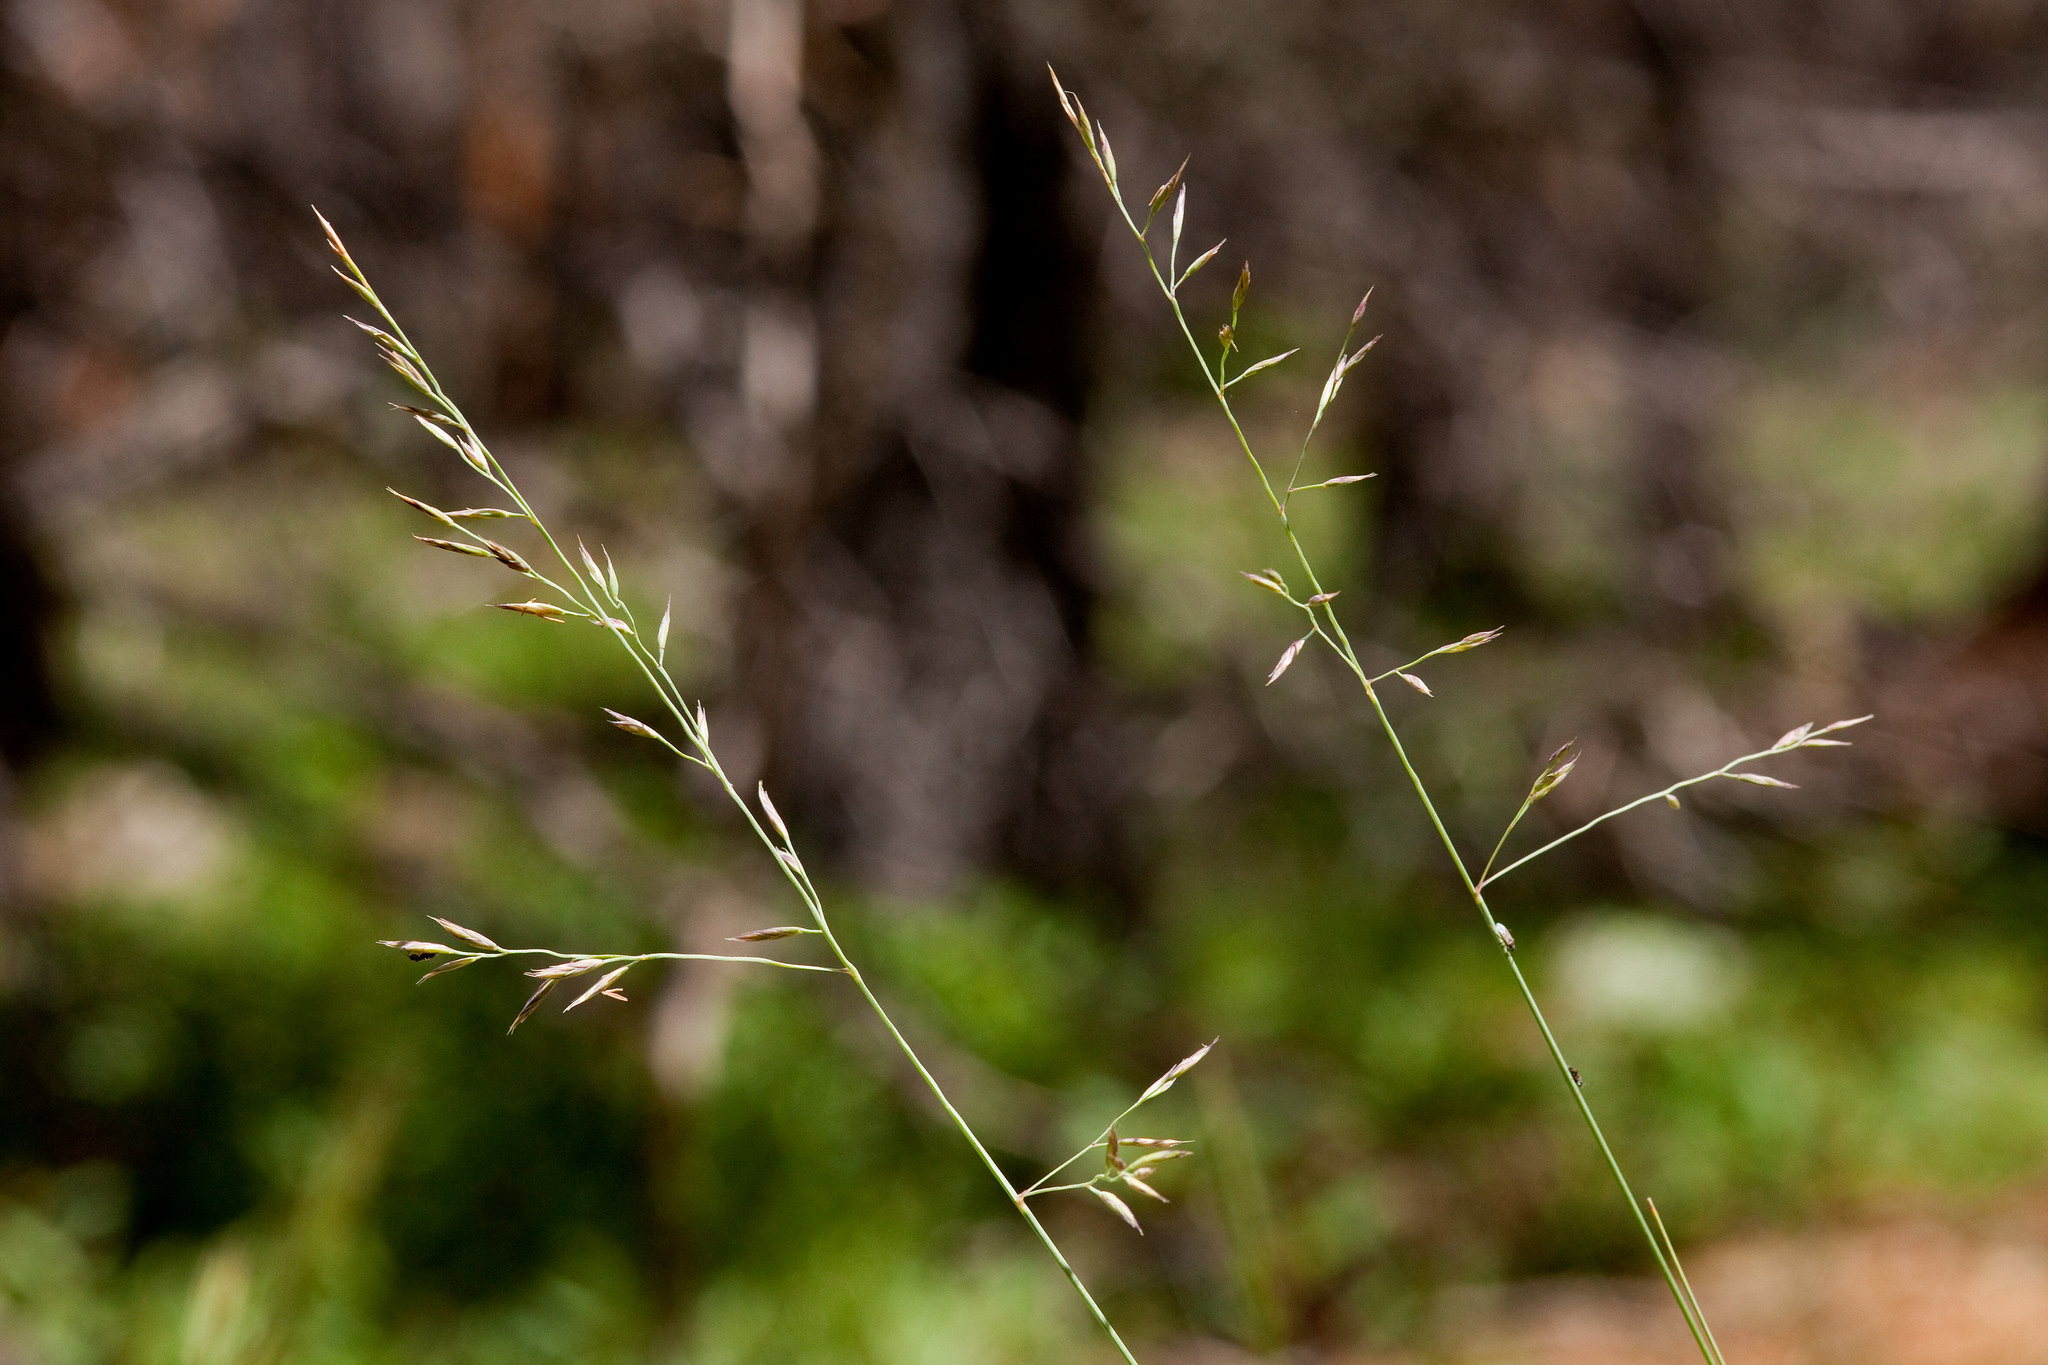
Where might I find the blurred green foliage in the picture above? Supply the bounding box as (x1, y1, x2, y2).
(10, 337, 2048, 1364)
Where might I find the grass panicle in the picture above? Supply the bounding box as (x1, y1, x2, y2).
(340, 61, 1871, 1352)
(1051, 66, 1867, 1362)
(324, 209, 1195, 1364)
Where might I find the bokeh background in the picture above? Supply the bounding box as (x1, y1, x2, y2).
(10, 1, 2048, 1361)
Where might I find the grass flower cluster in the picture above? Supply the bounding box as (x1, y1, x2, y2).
(333, 72, 1867, 1361)
(1050, 68, 1866, 1363)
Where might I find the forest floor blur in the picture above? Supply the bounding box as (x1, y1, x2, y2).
(1399, 1202, 2048, 1364)
(7, 374, 2048, 1363)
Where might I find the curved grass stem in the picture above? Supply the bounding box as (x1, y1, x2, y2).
(329, 213, 1151, 1365)
(1049, 71, 1729, 1362)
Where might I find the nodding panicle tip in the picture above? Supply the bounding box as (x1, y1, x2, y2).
(313, 207, 350, 262)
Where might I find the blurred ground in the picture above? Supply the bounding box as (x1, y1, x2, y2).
(11, 1, 2048, 1363)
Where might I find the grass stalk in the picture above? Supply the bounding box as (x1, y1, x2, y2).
(321, 213, 1213, 1365)
(1052, 68, 1870, 1362)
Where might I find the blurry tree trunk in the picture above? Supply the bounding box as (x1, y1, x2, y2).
(714, 0, 1123, 900)
(1359, 1, 1738, 637)
(0, 57, 73, 772)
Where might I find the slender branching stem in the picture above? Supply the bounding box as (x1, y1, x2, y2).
(1648, 1198, 1728, 1365)
(1021, 1093, 1160, 1196)
(1050, 74, 1739, 1362)
(1485, 747, 1811, 888)
(502, 948, 841, 972)
(326, 214, 1160, 1365)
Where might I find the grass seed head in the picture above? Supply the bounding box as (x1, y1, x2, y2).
(416, 536, 490, 558)
(481, 539, 533, 575)
(508, 979, 556, 1034)
(1231, 349, 1298, 386)
(1092, 1187, 1142, 1234)
(603, 708, 664, 741)
(1180, 239, 1223, 285)
(1147, 157, 1189, 219)
(378, 939, 456, 960)
(451, 432, 490, 475)
(525, 958, 604, 979)
(389, 488, 456, 526)
(1124, 1148, 1192, 1174)
(1441, 627, 1504, 653)
(566, 964, 631, 1012)
(493, 601, 569, 622)
(431, 917, 503, 953)
(1140, 1039, 1216, 1102)
(758, 783, 790, 841)
(1772, 723, 1813, 750)
(1528, 742, 1579, 803)
(1266, 636, 1308, 686)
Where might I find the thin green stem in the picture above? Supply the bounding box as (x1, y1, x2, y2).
(1060, 113, 1726, 1361)
(1647, 1199, 1727, 1365)
(1022, 1095, 1157, 1196)
(1481, 752, 1776, 889)
(333, 220, 1149, 1365)
(486, 948, 842, 973)
(1478, 795, 1540, 888)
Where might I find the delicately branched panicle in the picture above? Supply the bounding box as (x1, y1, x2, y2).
(1049, 66, 1861, 1365)
(1477, 742, 1580, 887)
(1017, 1041, 1214, 1235)
(375, 915, 840, 1035)
(1478, 715, 1871, 891)
(326, 208, 1201, 1365)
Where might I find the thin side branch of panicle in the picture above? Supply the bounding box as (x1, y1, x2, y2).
(329, 203, 1199, 1365)
(375, 916, 838, 1029)
(1479, 714, 1872, 890)
(1047, 80, 1865, 1365)
(1017, 1040, 1215, 1233)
